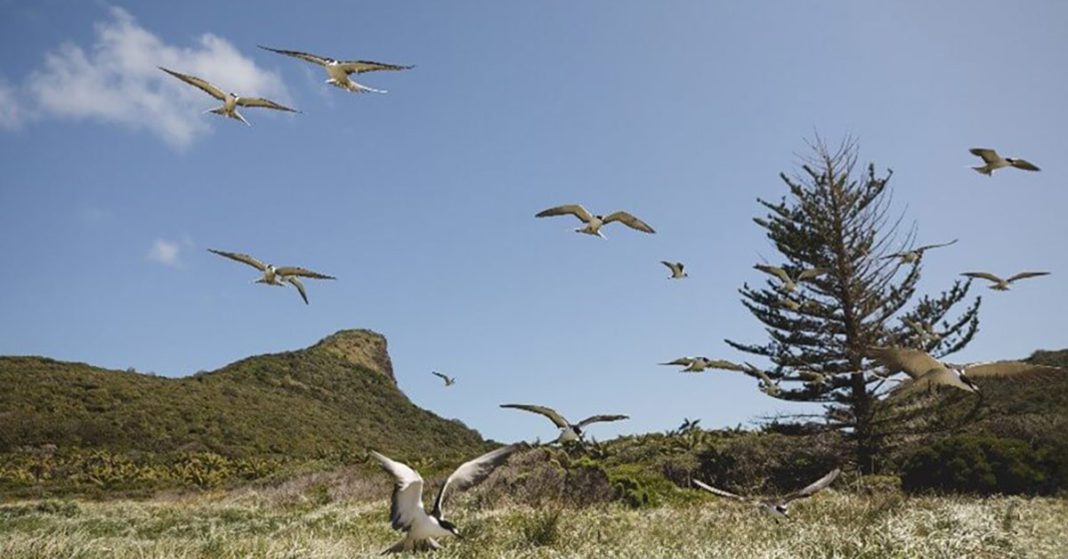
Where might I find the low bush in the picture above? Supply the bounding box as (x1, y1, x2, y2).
(901, 435, 1066, 495)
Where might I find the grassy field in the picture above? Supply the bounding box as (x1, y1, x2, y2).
(2, 490, 1066, 558)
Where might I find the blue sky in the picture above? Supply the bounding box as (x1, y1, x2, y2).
(1, 1, 1066, 444)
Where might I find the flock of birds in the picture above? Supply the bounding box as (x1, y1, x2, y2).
(151, 46, 1060, 554)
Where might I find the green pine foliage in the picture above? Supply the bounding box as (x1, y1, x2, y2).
(724, 138, 981, 473)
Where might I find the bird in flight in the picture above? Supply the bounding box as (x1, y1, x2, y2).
(961, 271, 1050, 291)
(159, 67, 299, 126)
(693, 468, 841, 519)
(969, 148, 1041, 175)
(661, 357, 746, 373)
(883, 239, 958, 264)
(535, 204, 655, 238)
(661, 261, 688, 279)
(370, 445, 521, 553)
(753, 265, 829, 293)
(432, 371, 456, 387)
(500, 404, 628, 444)
(207, 249, 335, 304)
(258, 46, 414, 93)
(866, 346, 1064, 397)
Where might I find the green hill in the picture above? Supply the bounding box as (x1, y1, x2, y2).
(0, 329, 486, 497)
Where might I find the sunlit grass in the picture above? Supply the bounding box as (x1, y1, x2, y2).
(1, 492, 1065, 558)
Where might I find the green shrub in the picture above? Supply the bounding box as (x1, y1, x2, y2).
(901, 435, 1058, 495)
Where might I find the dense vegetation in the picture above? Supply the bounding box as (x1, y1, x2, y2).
(0, 330, 487, 497)
(1, 331, 1065, 502)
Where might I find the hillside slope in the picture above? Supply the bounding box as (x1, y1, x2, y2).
(0, 329, 485, 462)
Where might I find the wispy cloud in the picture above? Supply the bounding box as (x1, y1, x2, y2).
(147, 237, 192, 268)
(17, 7, 291, 148)
(0, 80, 22, 130)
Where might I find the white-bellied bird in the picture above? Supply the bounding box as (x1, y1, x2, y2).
(961, 271, 1049, 291)
(969, 148, 1040, 175)
(432, 371, 456, 387)
(159, 67, 298, 126)
(258, 46, 413, 93)
(207, 249, 335, 304)
(867, 346, 1064, 397)
(500, 404, 628, 443)
(535, 204, 655, 238)
(693, 468, 841, 519)
(753, 265, 829, 293)
(661, 357, 747, 373)
(661, 261, 687, 279)
(370, 445, 521, 553)
(883, 239, 958, 264)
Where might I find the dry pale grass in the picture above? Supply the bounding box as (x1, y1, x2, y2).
(1, 492, 1066, 558)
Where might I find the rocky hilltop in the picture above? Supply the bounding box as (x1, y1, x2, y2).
(0, 329, 485, 461)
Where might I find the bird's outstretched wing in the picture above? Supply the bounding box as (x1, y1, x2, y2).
(707, 359, 749, 372)
(754, 264, 792, 284)
(208, 249, 267, 271)
(236, 97, 300, 113)
(576, 414, 629, 428)
(535, 204, 593, 223)
(603, 211, 656, 233)
(693, 479, 749, 501)
(915, 239, 958, 253)
(258, 45, 333, 66)
(275, 267, 336, 280)
(336, 60, 415, 74)
(661, 261, 681, 273)
(431, 444, 522, 517)
(500, 404, 570, 429)
(369, 451, 426, 531)
(661, 357, 696, 366)
(1010, 159, 1041, 172)
(782, 468, 840, 503)
(1006, 271, 1049, 284)
(159, 67, 225, 100)
(866, 346, 943, 380)
(431, 371, 452, 384)
(962, 361, 1064, 379)
(969, 148, 1000, 164)
(961, 272, 1005, 284)
(286, 276, 309, 305)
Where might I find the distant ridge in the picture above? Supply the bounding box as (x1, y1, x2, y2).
(0, 329, 485, 461)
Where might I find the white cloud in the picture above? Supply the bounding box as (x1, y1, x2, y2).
(148, 238, 185, 268)
(0, 81, 22, 129)
(23, 7, 291, 148)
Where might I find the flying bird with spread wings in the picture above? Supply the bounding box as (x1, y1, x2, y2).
(883, 239, 958, 264)
(535, 204, 655, 238)
(258, 46, 414, 93)
(661, 357, 747, 373)
(500, 404, 628, 444)
(969, 148, 1041, 175)
(867, 346, 1064, 397)
(693, 468, 841, 519)
(661, 261, 688, 279)
(432, 371, 456, 387)
(159, 67, 299, 126)
(207, 249, 335, 304)
(961, 271, 1050, 291)
(753, 265, 829, 293)
(370, 445, 521, 553)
